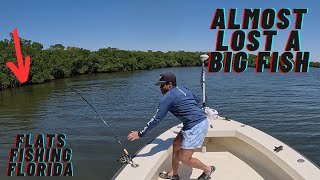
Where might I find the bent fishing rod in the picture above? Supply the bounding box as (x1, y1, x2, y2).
(66, 84, 139, 168)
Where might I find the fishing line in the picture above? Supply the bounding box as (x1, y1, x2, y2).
(65, 84, 139, 168)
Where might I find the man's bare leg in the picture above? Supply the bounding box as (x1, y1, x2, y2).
(167, 132, 183, 176)
(179, 149, 212, 175)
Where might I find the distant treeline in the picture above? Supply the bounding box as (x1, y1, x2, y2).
(0, 35, 319, 90)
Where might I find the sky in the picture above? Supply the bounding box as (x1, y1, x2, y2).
(0, 0, 319, 62)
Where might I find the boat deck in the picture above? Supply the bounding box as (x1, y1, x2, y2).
(113, 114, 320, 180)
(156, 151, 264, 180)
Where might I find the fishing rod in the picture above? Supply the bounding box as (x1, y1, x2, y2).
(65, 84, 139, 168)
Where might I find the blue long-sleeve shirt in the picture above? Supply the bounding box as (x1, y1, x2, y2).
(138, 86, 207, 137)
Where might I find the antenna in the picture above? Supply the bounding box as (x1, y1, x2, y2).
(200, 54, 209, 108)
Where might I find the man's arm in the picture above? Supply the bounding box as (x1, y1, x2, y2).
(192, 93, 201, 104)
(138, 95, 173, 137)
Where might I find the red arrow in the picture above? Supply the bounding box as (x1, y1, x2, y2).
(6, 28, 30, 83)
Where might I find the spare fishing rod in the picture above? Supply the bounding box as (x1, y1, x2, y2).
(65, 84, 139, 168)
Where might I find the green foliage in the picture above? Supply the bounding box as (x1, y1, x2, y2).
(310, 62, 320, 68)
(0, 36, 207, 90)
(0, 72, 10, 89)
(247, 54, 257, 67)
(0, 34, 319, 90)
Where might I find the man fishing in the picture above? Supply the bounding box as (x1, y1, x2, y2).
(127, 72, 215, 180)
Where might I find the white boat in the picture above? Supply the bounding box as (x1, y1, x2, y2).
(112, 55, 320, 180)
(112, 109, 320, 180)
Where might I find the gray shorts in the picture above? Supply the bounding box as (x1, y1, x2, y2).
(181, 119, 209, 149)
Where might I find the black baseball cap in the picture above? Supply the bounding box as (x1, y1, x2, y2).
(154, 73, 176, 86)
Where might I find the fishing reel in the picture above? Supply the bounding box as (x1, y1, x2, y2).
(118, 153, 139, 168)
(119, 153, 130, 163)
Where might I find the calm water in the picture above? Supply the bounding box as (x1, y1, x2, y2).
(0, 67, 319, 179)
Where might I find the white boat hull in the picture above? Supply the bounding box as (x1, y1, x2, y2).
(113, 109, 320, 180)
